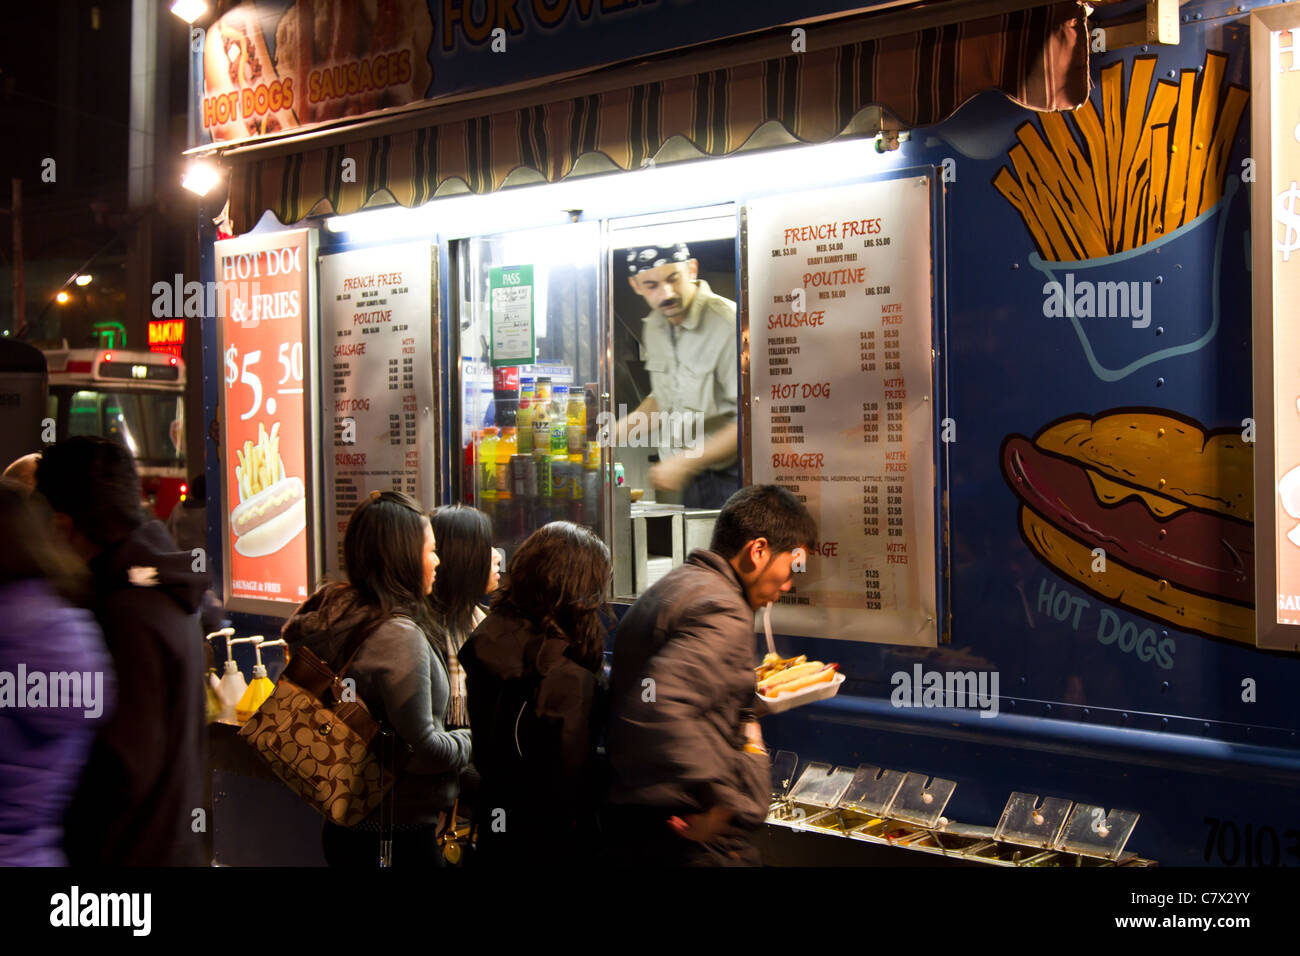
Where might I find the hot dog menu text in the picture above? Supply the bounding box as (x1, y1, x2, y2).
(747, 179, 937, 644)
(216, 230, 315, 609)
(319, 243, 438, 579)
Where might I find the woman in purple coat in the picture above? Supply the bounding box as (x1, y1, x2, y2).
(0, 479, 113, 866)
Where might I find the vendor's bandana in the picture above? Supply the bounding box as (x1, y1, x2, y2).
(627, 242, 691, 275)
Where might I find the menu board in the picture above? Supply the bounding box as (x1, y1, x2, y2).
(1253, 9, 1300, 647)
(745, 177, 936, 645)
(215, 229, 318, 614)
(319, 242, 439, 579)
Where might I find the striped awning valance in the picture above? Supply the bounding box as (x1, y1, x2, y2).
(227, 2, 1088, 233)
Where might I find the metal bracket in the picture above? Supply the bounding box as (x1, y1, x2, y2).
(1100, 0, 1180, 50)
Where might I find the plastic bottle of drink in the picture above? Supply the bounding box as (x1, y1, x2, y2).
(566, 389, 587, 456)
(478, 427, 499, 503)
(550, 385, 570, 456)
(531, 379, 552, 460)
(517, 377, 536, 454)
(464, 433, 478, 506)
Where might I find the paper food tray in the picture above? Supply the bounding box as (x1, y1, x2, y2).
(757, 672, 845, 714)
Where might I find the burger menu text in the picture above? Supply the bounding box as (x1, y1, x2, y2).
(747, 179, 937, 644)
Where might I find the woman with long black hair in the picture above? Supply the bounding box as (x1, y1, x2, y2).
(458, 521, 611, 866)
(283, 490, 472, 867)
(426, 504, 498, 730)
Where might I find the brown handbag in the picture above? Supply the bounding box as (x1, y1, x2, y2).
(238, 620, 396, 828)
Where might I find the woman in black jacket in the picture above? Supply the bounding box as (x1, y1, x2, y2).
(458, 521, 610, 866)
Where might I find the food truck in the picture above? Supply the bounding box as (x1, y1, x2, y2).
(188, 0, 1300, 866)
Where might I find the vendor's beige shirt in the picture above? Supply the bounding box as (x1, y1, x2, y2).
(641, 280, 738, 467)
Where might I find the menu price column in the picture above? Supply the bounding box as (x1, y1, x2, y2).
(319, 242, 437, 579)
(745, 178, 936, 645)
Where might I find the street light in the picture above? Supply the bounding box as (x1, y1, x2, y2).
(169, 0, 209, 24)
(73, 274, 92, 286)
(56, 291, 69, 305)
(181, 159, 221, 196)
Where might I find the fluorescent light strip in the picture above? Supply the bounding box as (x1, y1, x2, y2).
(326, 136, 898, 240)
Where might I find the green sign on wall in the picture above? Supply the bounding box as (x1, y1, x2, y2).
(489, 264, 535, 368)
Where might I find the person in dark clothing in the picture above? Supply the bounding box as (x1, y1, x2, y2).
(458, 521, 611, 867)
(283, 490, 472, 868)
(0, 480, 114, 866)
(166, 473, 225, 634)
(36, 437, 209, 866)
(606, 484, 818, 866)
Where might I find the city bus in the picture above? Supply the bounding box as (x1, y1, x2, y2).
(44, 347, 187, 517)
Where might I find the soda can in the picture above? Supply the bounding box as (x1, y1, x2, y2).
(551, 457, 574, 500)
(536, 454, 554, 499)
(511, 455, 538, 499)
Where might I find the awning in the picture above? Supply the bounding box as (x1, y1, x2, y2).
(225, 2, 1089, 233)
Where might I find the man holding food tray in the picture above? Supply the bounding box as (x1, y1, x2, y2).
(605, 485, 818, 865)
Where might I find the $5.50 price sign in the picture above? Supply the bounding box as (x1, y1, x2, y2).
(214, 230, 316, 611)
(225, 340, 305, 420)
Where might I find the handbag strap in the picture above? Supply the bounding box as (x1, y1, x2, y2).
(334, 612, 417, 680)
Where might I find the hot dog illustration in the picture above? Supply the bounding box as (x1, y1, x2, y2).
(203, 5, 298, 141)
(1000, 411, 1254, 644)
(230, 421, 306, 557)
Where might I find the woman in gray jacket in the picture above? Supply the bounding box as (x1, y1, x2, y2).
(284, 491, 472, 867)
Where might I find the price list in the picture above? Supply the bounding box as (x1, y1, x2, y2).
(745, 179, 937, 645)
(319, 242, 437, 579)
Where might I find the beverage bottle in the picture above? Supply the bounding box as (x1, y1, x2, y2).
(464, 433, 478, 506)
(493, 366, 520, 428)
(478, 427, 499, 502)
(495, 427, 517, 499)
(531, 378, 552, 460)
(534, 376, 553, 407)
(550, 385, 570, 456)
(517, 376, 536, 454)
(566, 390, 587, 455)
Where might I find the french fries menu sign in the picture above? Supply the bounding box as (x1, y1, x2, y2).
(216, 230, 316, 610)
(745, 179, 936, 644)
(318, 242, 438, 579)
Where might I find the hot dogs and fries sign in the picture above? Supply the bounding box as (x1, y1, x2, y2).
(216, 229, 319, 612)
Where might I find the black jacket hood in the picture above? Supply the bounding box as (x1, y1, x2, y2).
(464, 609, 576, 682)
(94, 519, 209, 615)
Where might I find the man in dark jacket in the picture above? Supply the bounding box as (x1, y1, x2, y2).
(606, 484, 817, 865)
(37, 437, 209, 866)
